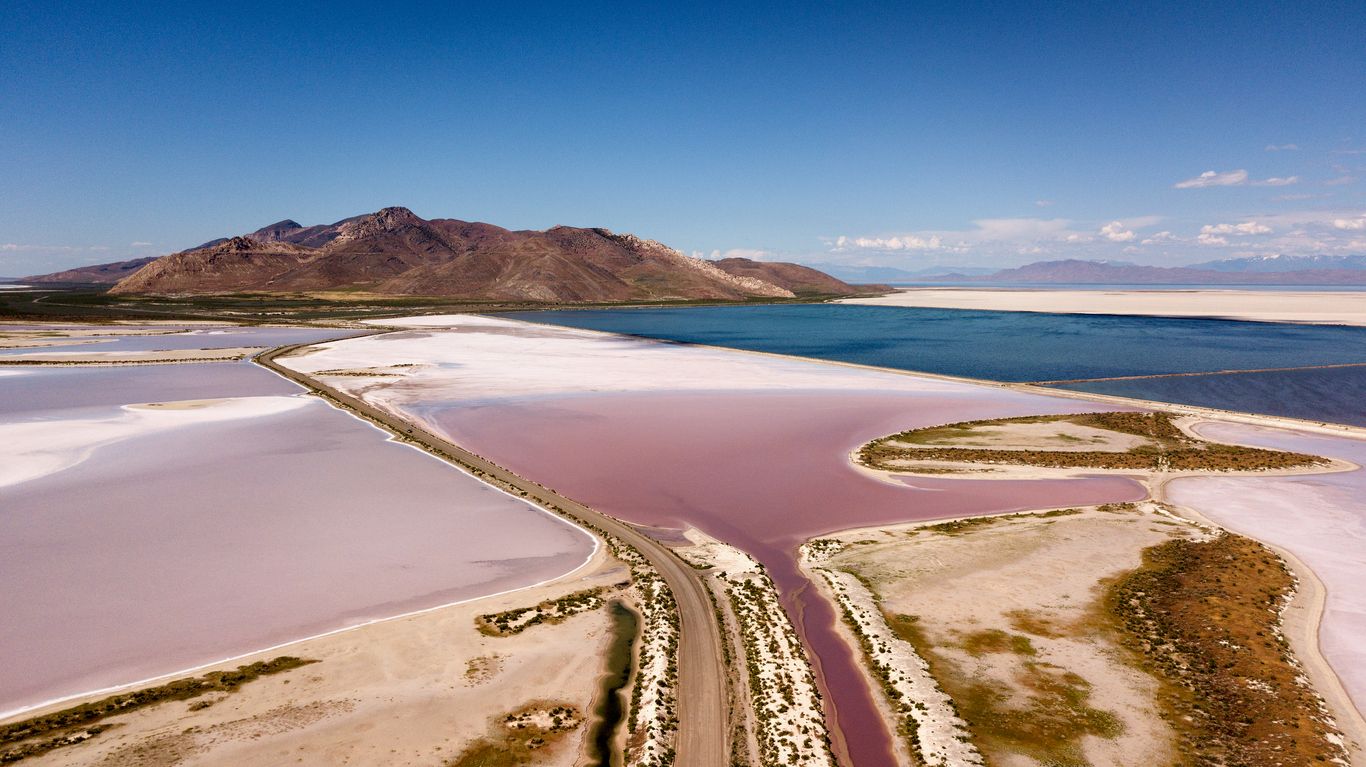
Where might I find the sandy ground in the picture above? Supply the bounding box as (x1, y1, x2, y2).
(806, 504, 1198, 766)
(841, 288, 1366, 326)
(0, 347, 264, 363)
(0, 337, 102, 350)
(8, 545, 627, 767)
(889, 419, 1153, 452)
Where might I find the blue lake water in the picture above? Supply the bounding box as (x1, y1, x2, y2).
(505, 305, 1366, 426)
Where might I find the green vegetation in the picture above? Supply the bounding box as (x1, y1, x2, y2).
(0, 656, 316, 764)
(958, 628, 1036, 657)
(860, 411, 1324, 473)
(1107, 533, 1348, 766)
(0, 286, 851, 325)
(446, 703, 583, 767)
(475, 588, 607, 636)
(884, 615, 1121, 767)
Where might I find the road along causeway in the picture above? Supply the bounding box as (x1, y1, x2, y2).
(256, 340, 729, 767)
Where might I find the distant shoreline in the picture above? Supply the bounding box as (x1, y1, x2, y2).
(840, 287, 1366, 327)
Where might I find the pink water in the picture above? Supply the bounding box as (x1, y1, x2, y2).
(419, 389, 1145, 766)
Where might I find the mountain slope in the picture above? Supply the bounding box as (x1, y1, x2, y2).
(712, 257, 878, 295)
(110, 207, 862, 301)
(23, 257, 159, 285)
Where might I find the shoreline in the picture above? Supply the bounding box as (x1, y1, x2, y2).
(1151, 479, 1366, 763)
(838, 287, 1366, 327)
(435, 312, 1366, 440)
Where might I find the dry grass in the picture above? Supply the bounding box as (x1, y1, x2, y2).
(1106, 533, 1348, 766)
(0, 657, 316, 764)
(445, 702, 582, 767)
(860, 412, 1324, 473)
(884, 614, 1122, 767)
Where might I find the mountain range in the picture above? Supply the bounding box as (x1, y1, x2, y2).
(943, 258, 1366, 285)
(24, 208, 866, 301)
(22, 215, 1366, 294)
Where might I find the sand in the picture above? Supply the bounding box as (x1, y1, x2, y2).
(841, 288, 1366, 326)
(804, 504, 1200, 766)
(7, 546, 626, 767)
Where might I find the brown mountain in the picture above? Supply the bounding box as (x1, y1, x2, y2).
(23, 256, 159, 285)
(109, 207, 864, 301)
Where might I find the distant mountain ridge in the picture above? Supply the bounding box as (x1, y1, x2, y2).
(1186, 254, 1366, 274)
(24, 207, 867, 301)
(22, 257, 159, 285)
(805, 263, 999, 283)
(962, 259, 1366, 285)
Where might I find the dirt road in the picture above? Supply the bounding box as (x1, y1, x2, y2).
(256, 342, 729, 767)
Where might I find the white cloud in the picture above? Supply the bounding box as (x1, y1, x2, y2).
(1196, 233, 1229, 246)
(0, 243, 82, 253)
(1140, 231, 1176, 245)
(1265, 144, 1300, 151)
(1333, 216, 1366, 231)
(1098, 221, 1135, 242)
(1325, 175, 1357, 186)
(1200, 221, 1272, 236)
(130, 241, 153, 247)
(1172, 169, 1298, 189)
(1174, 169, 1249, 189)
(1034, 199, 1055, 207)
(834, 234, 942, 251)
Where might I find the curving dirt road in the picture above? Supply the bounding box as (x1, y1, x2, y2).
(256, 342, 729, 767)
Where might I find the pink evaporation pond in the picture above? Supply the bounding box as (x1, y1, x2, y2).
(422, 388, 1145, 767)
(0, 389, 594, 717)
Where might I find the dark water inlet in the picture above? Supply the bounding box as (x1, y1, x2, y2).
(587, 600, 638, 767)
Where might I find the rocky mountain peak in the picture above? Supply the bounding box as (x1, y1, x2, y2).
(334, 206, 426, 243)
(220, 236, 259, 251)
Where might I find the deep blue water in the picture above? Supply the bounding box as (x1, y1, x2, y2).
(1055, 367, 1366, 426)
(504, 304, 1366, 425)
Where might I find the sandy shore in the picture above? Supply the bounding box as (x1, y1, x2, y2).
(841, 288, 1366, 326)
(5, 545, 625, 767)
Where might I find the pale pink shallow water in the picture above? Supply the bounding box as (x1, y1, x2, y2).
(0, 367, 594, 716)
(1167, 423, 1366, 715)
(418, 389, 1145, 766)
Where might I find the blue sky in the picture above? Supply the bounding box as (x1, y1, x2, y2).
(3, 1, 1365, 275)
